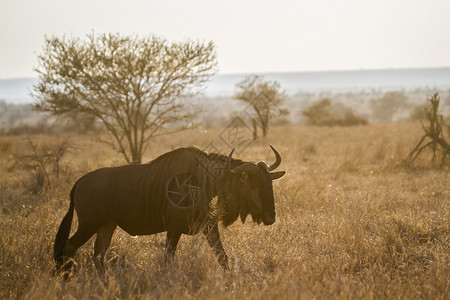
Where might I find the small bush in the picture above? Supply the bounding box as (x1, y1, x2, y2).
(409, 105, 427, 121)
(369, 92, 409, 123)
(302, 98, 368, 126)
(15, 136, 71, 193)
(0, 140, 12, 154)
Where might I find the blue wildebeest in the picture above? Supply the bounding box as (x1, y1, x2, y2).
(54, 145, 285, 274)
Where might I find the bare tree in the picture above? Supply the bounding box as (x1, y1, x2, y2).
(33, 33, 217, 163)
(406, 93, 450, 167)
(234, 75, 286, 138)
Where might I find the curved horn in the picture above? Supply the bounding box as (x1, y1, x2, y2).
(268, 144, 281, 171)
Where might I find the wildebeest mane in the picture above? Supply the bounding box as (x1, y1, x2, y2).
(146, 147, 246, 227)
(146, 146, 244, 168)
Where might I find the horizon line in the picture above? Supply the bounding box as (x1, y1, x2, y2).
(216, 66, 450, 76)
(2, 66, 450, 81)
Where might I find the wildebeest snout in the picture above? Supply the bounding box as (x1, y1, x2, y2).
(262, 213, 275, 225)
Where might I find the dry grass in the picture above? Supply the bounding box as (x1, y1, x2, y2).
(0, 122, 448, 299)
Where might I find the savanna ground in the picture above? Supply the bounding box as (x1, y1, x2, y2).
(0, 122, 448, 299)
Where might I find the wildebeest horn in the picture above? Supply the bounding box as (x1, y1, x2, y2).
(226, 148, 235, 169)
(227, 148, 235, 161)
(268, 144, 281, 171)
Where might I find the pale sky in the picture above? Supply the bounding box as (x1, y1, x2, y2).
(1, 0, 450, 79)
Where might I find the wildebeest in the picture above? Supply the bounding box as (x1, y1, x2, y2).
(54, 145, 285, 274)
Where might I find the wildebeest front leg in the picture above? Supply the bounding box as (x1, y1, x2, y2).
(203, 224, 229, 271)
(165, 231, 181, 263)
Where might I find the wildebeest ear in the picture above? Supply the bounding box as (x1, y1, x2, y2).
(270, 171, 286, 180)
(240, 171, 248, 182)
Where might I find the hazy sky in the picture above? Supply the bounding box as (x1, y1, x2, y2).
(1, 0, 450, 79)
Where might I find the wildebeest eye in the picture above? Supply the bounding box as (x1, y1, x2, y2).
(240, 171, 248, 182)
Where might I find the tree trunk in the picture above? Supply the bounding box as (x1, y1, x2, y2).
(262, 115, 269, 137)
(252, 119, 258, 140)
(130, 145, 141, 164)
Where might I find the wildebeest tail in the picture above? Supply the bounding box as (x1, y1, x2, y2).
(53, 182, 76, 263)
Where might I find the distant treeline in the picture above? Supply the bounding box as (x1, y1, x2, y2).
(0, 99, 40, 131)
(1, 90, 449, 134)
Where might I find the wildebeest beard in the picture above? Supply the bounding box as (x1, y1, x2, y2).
(203, 151, 277, 227)
(211, 173, 257, 227)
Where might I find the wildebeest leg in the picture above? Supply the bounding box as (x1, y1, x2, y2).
(62, 224, 98, 275)
(164, 231, 181, 263)
(203, 224, 229, 271)
(93, 221, 117, 273)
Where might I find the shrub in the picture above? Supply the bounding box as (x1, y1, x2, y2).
(369, 91, 409, 123)
(15, 136, 71, 193)
(409, 105, 427, 121)
(302, 98, 368, 126)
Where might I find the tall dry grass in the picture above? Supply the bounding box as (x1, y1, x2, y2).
(0, 122, 448, 299)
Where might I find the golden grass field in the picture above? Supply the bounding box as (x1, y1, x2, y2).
(0, 122, 448, 299)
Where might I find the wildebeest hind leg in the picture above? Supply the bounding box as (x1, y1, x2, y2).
(62, 225, 98, 275)
(94, 221, 117, 273)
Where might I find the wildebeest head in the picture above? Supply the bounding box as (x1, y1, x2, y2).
(225, 145, 285, 226)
